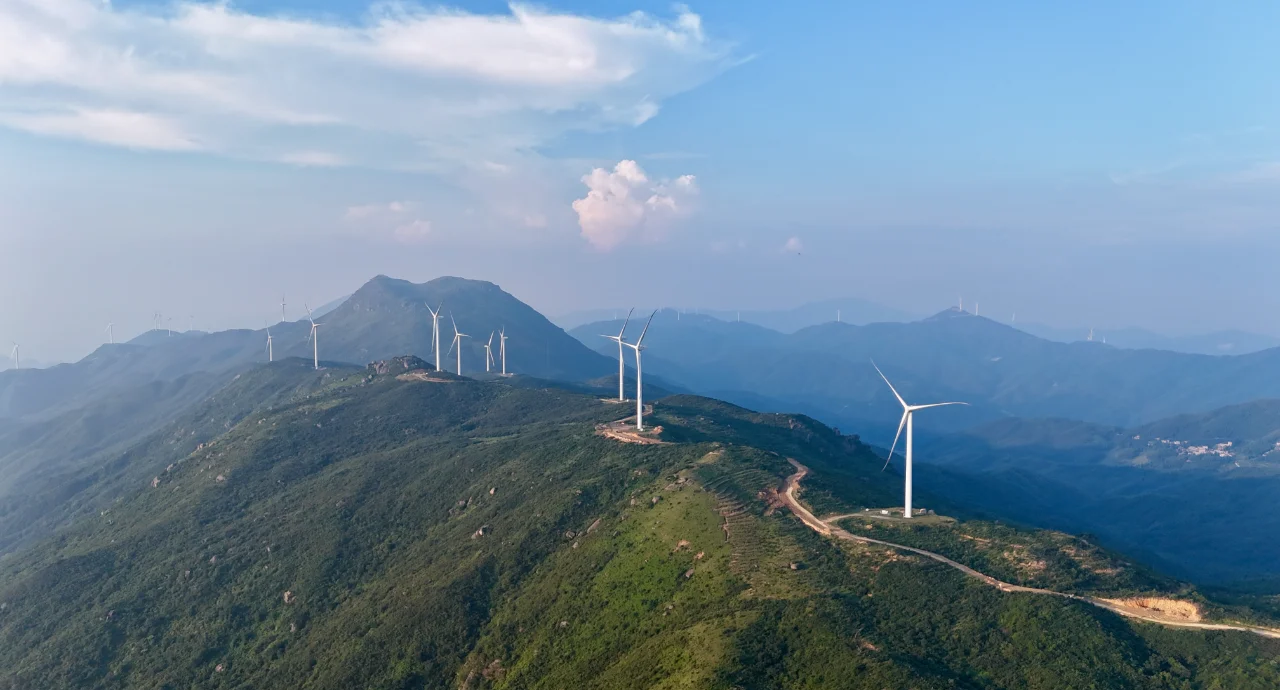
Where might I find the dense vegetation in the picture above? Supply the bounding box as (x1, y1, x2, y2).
(3, 365, 1280, 688)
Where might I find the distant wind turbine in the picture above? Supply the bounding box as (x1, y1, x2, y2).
(601, 308, 634, 401)
(9, 342, 18, 370)
(484, 332, 495, 373)
(281, 295, 287, 323)
(266, 327, 274, 362)
(426, 302, 443, 372)
(153, 312, 162, 331)
(622, 311, 657, 431)
(873, 362, 968, 519)
(166, 317, 173, 336)
(448, 313, 469, 375)
(105, 322, 114, 345)
(499, 328, 508, 376)
(306, 303, 321, 369)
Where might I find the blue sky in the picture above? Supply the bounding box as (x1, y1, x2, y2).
(3, 0, 1280, 362)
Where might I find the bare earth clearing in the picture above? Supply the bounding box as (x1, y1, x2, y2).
(594, 404, 667, 445)
(779, 459, 1280, 640)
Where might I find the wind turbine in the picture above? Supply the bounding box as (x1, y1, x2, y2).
(484, 332, 495, 373)
(426, 302, 443, 372)
(499, 328, 508, 375)
(622, 311, 656, 431)
(281, 295, 287, 323)
(447, 313, 469, 375)
(105, 322, 114, 345)
(873, 362, 967, 519)
(266, 327, 274, 362)
(601, 308, 634, 401)
(166, 317, 173, 336)
(306, 303, 321, 369)
(153, 312, 162, 331)
(9, 342, 18, 370)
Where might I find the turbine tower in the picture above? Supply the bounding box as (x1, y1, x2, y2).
(105, 322, 114, 345)
(499, 328, 508, 376)
(426, 302, 443, 372)
(281, 295, 287, 323)
(601, 308, 634, 401)
(484, 332, 495, 373)
(873, 362, 967, 518)
(306, 304, 321, 370)
(622, 311, 657, 431)
(266, 327, 274, 362)
(9, 342, 18, 370)
(448, 313, 469, 375)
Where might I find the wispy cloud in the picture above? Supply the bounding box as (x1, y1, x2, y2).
(342, 201, 431, 244)
(571, 160, 698, 250)
(0, 1, 729, 167)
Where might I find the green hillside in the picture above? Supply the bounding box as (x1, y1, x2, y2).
(2, 364, 1279, 688)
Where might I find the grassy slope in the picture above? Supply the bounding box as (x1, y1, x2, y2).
(2, 379, 1280, 688)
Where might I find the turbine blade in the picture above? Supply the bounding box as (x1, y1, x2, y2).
(618, 307, 635, 338)
(635, 309, 657, 346)
(881, 411, 908, 471)
(911, 402, 970, 411)
(871, 360, 908, 409)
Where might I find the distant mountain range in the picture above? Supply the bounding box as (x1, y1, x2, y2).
(571, 307, 1280, 433)
(1014, 321, 1280, 355)
(559, 299, 1280, 355)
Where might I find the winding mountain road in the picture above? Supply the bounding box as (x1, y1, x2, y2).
(780, 459, 1280, 640)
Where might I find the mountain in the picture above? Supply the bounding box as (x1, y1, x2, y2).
(913, 399, 1280, 585)
(1015, 321, 1280, 355)
(3, 362, 1279, 688)
(574, 307, 1280, 433)
(554, 298, 917, 333)
(701, 297, 919, 332)
(283, 275, 612, 382)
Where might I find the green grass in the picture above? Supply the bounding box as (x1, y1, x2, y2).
(4, 380, 1280, 688)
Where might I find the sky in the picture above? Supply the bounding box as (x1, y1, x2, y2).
(4, 0, 1280, 363)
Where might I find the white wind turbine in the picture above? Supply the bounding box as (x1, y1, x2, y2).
(426, 302, 443, 372)
(499, 328, 508, 375)
(622, 311, 656, 431)
(9, 342, 18, 370)
(281, 295, 287, 323)
(447, 313, 469, 375)
(266, 327, 274, 362)
(601, 308, 634, 401)
(484, 332, 495, 373)
(873, 362, 967, 519)
(306, 304, 321, 369)
(105, 322, 114, 345)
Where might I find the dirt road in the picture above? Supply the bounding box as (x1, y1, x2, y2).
(780, 459, 1280, 640)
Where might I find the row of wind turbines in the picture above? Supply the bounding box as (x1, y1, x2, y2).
(264, 298, 512, 376)
(598, 307, 957, 520)
(601, 308, 657, 432)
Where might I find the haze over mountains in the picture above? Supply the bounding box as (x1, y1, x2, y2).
(5, 273, 1280, 685)
(572, 308, 1280, 433)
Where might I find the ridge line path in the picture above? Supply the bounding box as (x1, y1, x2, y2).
(780, 459, 1280, 640)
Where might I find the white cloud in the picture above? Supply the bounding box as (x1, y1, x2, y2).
(783, 237, 803, 253)
(572, 160, 698, 250)
(0, 1, 728, 168)
(280, 151, 346, 167)
(342, 201, 430, 244)
(393, 219, 432, 243)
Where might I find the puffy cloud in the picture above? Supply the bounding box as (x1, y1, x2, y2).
(0, 1, 728, 167)
(572, 160, 698, 250)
